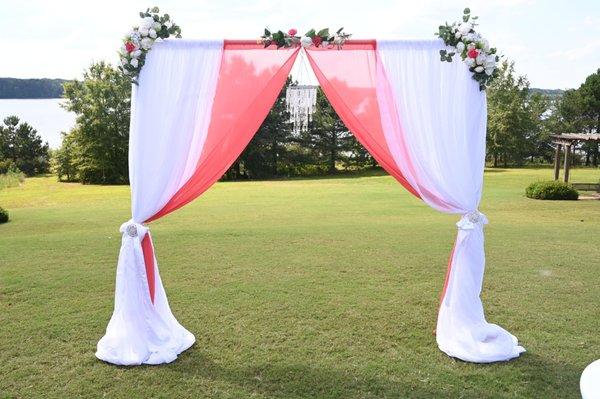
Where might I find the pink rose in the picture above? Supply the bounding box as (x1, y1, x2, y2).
(125, 41, 136, 53)
(467, 48, 479, 59)
(288, 28, 297, 36)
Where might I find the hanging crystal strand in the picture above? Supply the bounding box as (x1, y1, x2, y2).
(286, 50, 318, 135)
(286, 85, 317, 134)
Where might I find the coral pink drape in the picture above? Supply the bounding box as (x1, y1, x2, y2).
(149, 42, 300, 222)
(305, 42, 419, 198)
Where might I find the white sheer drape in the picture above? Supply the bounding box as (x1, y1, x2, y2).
(376, 39, 524, 362)
(96, 40, 223, 365)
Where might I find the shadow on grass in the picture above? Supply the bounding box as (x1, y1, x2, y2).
(513, 352, 584, 398)
(167, 352, 453, 398)
(103, 348, 579, 398)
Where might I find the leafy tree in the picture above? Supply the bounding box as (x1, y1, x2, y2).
(0, 116, 50, 175)
(487, 61, 543, 166)
(526, 92, 553, 163)
(52, 132, 80, 181)
(579, 69, 600, 165)
(61, 62, 131, 184)
(549, 69, 600, 166)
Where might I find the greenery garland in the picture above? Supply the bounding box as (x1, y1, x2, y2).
(259, 27, 352, 49)
(118, 7, 182, 84)
(436, 8, 500, 90)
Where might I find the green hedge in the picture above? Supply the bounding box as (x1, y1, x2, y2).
(0, 207, 8, 223)
(525, 180, 579, 200)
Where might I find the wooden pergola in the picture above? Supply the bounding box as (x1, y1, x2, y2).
(551, 133, 600, 182)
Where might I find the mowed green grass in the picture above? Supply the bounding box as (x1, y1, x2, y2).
(0, 168, 599, 398)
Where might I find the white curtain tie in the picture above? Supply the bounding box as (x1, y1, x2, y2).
(119, 219, 148, 239)
(456, 210, 488, 230)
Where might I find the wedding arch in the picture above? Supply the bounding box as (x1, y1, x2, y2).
(96, 13, 525, 366)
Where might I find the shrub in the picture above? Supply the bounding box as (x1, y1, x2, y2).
(525, 180, 579, 200)
(0, 169, 25, 190)
(0, 207, 8, 223)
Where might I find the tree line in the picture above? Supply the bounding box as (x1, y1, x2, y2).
(2, 61, 599, 185)
(0, 78, 68, 99)
(487, 62, 599, 167)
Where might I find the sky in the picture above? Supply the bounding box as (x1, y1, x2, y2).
(0, 0, 599, 89)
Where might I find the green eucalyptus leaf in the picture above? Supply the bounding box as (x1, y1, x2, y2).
(317, 28, 329, 37)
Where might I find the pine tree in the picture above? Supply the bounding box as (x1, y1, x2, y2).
(0, 116, 50, 175)
(298, 88, 355, 173)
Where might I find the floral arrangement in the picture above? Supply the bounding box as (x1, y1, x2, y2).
(118, 7, 182, 84)
(436, 8, 500, 90)
(259, 27, 351, 49)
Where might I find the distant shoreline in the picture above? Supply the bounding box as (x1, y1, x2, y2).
(0, 78, 69, 99)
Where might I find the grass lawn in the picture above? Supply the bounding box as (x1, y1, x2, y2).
(1, 167, 599, 398)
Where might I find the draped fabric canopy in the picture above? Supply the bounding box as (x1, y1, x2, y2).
(96, 39, 524, 366)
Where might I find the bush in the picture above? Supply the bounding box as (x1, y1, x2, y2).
(525, 180, 579, 200)
(0, 207, 8, 223)
(0, 169, 25, 190)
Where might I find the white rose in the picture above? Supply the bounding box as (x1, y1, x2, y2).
(132, 49, 142, 58)
(153, 22, 161, 31)
(130, 58, 139, 68)
(458, 22, 472, 36)
(139, 27, 149, 37)
(465, 58, 475, 67)
(456, 42, 465, 53)
(300, 36, 312, 47)
(485, 67, 495, 75)
(485, 55, 496, 66)
(475, 66, 484, 73)
(149, 29, 157, 39)
(481, 38, 490, 52)
(455, 31, 462, 39)
(467, 42, 476, 50)
(141, 16, 154, 29)
(129, 30, 140, 41)
(141, 37, 153, 50)
(476, 53, 486, 65)
(165, 21, 173, 29)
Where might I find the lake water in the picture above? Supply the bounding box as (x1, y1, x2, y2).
(0, 99, 76, 149)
